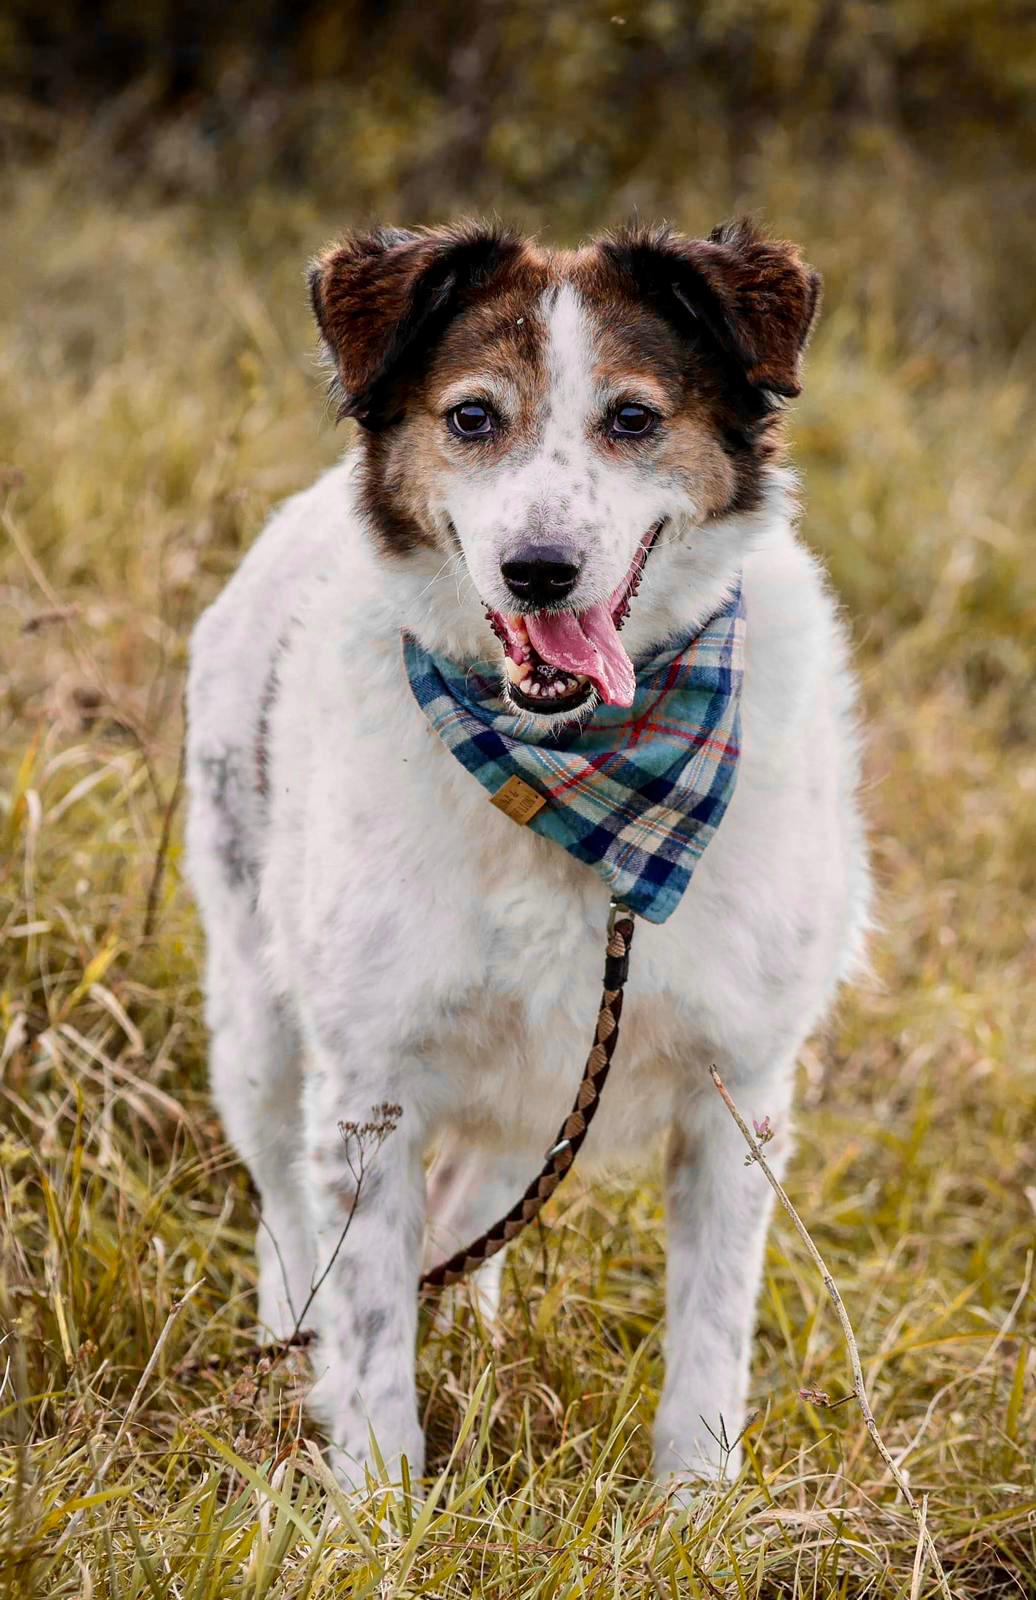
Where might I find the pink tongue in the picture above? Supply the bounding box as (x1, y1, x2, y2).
(526, 603, 636, 707)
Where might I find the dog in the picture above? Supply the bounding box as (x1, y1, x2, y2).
(185, 218, 870, 1491)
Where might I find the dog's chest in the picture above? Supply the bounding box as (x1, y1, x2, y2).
(285, 712, 711, 1158)
(265, 609, 833, 1161)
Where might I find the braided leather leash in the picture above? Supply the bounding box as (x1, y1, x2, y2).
(420, 901, 636, 1291)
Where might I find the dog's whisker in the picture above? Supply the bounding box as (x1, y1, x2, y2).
(414, 552, 467, 602)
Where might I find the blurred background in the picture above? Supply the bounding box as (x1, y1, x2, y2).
(2, 2, 1035, 708)
(1, 6, 1034, 1596)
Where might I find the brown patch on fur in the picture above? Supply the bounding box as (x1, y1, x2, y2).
(598, 218, 820, 399)
(705, 218, 821, 396)
(374, 263, 558, 549)
(356, 243, 558, 555)
(310, 223, 525, 425)
(357, 434, 438, 556)
(425, 276, 553, 419)
(658, 411, 738, 519)
(573, 243, 787, 518)
(569, 271, 739, 517)
(308, 217, 819, 546)
(311, 226, 553, 554)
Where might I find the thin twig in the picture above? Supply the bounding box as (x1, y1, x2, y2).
(288, 1180, 364, 1344)
(142, 732, 185, 940)
(909, 1493, 930, 1600)
(287, 1106, 400, 1342)
(708, 1066, 953, 1600)
(173, 1110, 401, 1381)
(172, 1327, 315, 1381)
(258, 1204, 299, 1328)
(97, 1281, 204, 1478)
(60, 1280, 203, 1547)
(172, 1178, 368, 1384)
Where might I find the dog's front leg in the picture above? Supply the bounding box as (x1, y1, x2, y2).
(654, 1065, 794, 1487)
(302, 1043, 428, 1491)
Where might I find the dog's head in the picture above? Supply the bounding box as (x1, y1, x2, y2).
(309, 219, 820, 719)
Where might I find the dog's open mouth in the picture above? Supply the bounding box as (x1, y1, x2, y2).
(487, 522, 663, 715)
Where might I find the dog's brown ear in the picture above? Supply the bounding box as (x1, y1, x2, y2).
(604, 218, 821, 399)
(309, 222, 523, 429)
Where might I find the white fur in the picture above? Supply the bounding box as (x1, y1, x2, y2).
(446, 286, 709, 634)
(185, 287, 869, 1491)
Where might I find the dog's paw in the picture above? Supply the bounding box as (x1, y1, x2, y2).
(306, 1358, 425, 1497)
(656, 1469, 737, 1518)
(653, 1427, 743, 1504)
(328, 1434, 426, 1498)
(320, 1404, 426, 1497)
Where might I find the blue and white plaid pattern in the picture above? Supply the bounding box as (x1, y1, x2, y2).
(403, 585, 744, 923)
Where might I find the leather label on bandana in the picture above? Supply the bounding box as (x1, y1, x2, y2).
(402, 580, 743, 921)
(490, 775, 547, 825)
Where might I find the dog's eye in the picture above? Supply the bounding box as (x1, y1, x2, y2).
(448, 403, 495, 438)
(610, 403, 659, 438)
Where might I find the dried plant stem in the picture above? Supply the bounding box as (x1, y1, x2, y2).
(59, 1280, 203, 1548)
(289, 1104, 402, 1343)
(142, 732, 185, 940)
(910, 1494, 931, 1600)
(287, 1177, 363, 1344)
(708, 1066, 953, 1600)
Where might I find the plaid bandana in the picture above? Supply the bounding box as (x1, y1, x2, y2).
(403, 585, 744, 923)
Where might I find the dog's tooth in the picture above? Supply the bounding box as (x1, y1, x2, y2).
(519, 676, 532, 692)
(528, 681, 540, 695)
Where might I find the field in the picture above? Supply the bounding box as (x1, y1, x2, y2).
(1, 112, 1034, 1598)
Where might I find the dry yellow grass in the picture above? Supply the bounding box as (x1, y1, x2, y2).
(1, 120, 1034, 1597)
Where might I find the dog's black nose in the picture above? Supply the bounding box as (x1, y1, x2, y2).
(500, 545, 581, 608)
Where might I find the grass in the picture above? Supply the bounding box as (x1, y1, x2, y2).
(1, 118, 1034, 1598)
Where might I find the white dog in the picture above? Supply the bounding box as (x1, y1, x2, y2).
(185, 219, 869, 1490)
